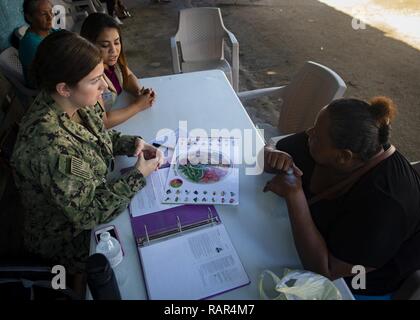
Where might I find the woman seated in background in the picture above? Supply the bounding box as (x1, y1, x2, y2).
(19, 0, 56, 86)
(80, 12, 155, 129)
(12, 30, 163, 282)
(263, 97, 420, 298)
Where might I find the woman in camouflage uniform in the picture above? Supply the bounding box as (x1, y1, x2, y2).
(12, 30, 163, 274)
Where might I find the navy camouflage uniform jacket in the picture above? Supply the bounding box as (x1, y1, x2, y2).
(11, 91, 146, 272)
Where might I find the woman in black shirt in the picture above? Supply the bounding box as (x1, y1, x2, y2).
(263, 96, 420, 296)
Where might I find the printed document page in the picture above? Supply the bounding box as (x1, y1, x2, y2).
(130, 168, 180, 217)
(139, 224, 249, 300)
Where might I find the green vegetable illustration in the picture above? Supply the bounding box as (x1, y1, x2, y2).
(178, 164, 205, 182)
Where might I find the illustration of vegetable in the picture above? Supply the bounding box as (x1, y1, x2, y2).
(178, 162, 229, 183)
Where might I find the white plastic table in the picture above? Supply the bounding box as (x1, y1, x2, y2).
(89, 70, 354, 300)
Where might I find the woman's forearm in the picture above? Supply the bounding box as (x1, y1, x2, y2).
(285, 190, 332, 277)
(104, 103, 141, 128)
(124, 73, 142, 96)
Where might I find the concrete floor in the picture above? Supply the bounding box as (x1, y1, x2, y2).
(120, 0, 420, 161)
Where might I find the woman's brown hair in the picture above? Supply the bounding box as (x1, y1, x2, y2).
(31, 30, 102, 92)
(80, 12, 129, 85)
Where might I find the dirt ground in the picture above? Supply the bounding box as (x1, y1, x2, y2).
(122, 0, 420, 161)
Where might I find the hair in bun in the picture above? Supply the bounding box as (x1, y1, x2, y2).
(368, 96, 397, 127)
(369, 96, 397, 145)
(327, 96, 397, 161)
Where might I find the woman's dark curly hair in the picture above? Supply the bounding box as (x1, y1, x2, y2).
(327, 97, 397, 161)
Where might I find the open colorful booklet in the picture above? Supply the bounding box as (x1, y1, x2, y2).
(162, 136, 240, 206)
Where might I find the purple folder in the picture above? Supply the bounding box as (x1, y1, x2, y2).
(130, 205, 219, 246)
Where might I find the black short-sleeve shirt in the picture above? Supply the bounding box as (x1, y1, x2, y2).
(276, 132, 420, 295)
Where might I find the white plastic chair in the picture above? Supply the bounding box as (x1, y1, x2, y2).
(0, 47, 38, 107)
(238, 61, 347, 141)
(170, 7, 239, 91)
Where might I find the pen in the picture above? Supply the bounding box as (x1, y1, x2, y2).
(152, 143, 175, 149)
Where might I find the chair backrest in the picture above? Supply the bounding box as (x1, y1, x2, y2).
(175, 7, 226, 62)
(278, 61, 347, 134)
(0, 47, 25, 85)
(0, 47, 38, 101)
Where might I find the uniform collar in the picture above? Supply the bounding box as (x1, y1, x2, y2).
(41, 91, 93, 141)
(42, 91, 111, 155)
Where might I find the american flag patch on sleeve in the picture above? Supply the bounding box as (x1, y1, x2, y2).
(70, 156, 91, 179)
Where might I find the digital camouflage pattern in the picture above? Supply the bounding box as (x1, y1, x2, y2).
(12, 91, 146, 273)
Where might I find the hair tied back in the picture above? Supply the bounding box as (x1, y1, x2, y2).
(368, 96, 397, 127)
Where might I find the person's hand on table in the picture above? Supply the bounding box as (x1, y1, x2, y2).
(134, 138, 164, 176)
(134, 87, 156, 111)
(263, 170, 303, 199)
(264, 145, 303, 176)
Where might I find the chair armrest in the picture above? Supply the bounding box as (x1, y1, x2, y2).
(225, 30, 239, 91)
(237, 86, 286, 102)
(170, 37, 181, 74)
(268, 134, 294, 148)
(225, 30, 238, 47)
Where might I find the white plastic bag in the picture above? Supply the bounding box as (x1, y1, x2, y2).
(259, 269, 342, 300)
